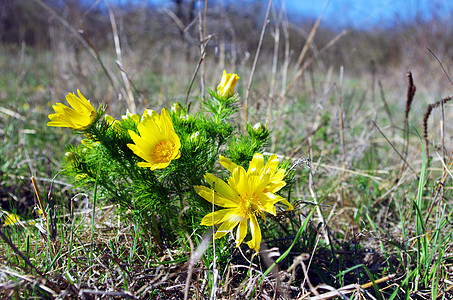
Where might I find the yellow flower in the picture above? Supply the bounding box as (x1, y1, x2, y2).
(194, 154, 293, 252)
(217, 70, 239, 98)
(127, 108, 181, 170)
(3, 211, 20, 226)
(47, 90, 97, 130)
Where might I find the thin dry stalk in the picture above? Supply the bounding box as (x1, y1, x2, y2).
(0, 267, 59, 297)
(15, 41, 26, 102)
(302, 234, 321, 294)
(0, 107, 26, 121)
(293, 1, 326, 74)
(427, 48, 453, 86)
(371, 121, 416, 177)
(279, 1, 290, 101)
(437, 142, 453, 188)
(32, 176, 56, 241)
(244, 0, 272, 124)
(33, 0, 95, 59)
(201, 0, 208, 101)
(269, 7, 281, 99)
(285, 29, 349, 94)
(378, 80, 393, 130)
(265, 6, 282, 138)
(338, 66, 346, 176)
(270, 1, 290, 152)
(425, 151, 452, 225)
(78, 289, 135, 298)
(34, 0, 119, 89)
(441, 99, 446, 164)
(300, 273, 396, 300)
(179, 208, 195, 300)
(210, 181, 218, 300)
(185, 35, 212, 108)
(307, 138, 330, 246)
(107, 4, 136, 113)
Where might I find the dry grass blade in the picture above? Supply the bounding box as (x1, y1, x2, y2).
(32, 0, 95, 58)
(285, 29, 349, 94)
(0, 267, 59, 297)
(293, 0, 327, 72)
(33, 0, 118, 89)
(107, 3, 136, 113)
(185, 35, 212, 108)
(0, 107, 26, 121)
(301, 274, 395, 300)
(378, 80, 393, 129)
(300, 283, 358, 300)
(79, 289, 136, 298)
(31, 176, 56, 241)
(201, 0, 208, 100)
(427, 48, 453, 87)
(244, 0, 272, 124)
(15, 41, 26, 102)
(372, 120, 416, 177)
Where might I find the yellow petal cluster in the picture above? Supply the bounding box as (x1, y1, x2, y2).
(127, 108, 181, 170)
(194, 153, 293, 252)
(3, 212, 20, 226)
(217, 70, 239, 98)
(121, 110, 140, 124)
(104, 114, 121, 131)
(47, 90, 97, 130)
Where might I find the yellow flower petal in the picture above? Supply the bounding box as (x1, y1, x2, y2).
(246, 215, 262, 252)
(214, 219, 240, 239)
(249, 153, 265, 172)
(194, 185, 238, 208)
(200, 209, 242, 226)
(236, 220, 248, 247)
(47, 90, 97, 130)
(204, 173, 239, 202)
(219, 155, 239, 173)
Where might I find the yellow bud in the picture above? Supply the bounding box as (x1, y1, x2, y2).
(217, 70, 239, 98)
(104, 114, 120, 130)
(65, 152, 80, 164)
(171, 103, 182, 114)
(253, 122, 266, 134)
(189, 131, 200, 146)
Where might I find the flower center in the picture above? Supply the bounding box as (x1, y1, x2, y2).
(152, 140, 175, 162)
(241, 193, 262, 217)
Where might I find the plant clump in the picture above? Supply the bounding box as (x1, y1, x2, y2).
(47, 71, 295, 253)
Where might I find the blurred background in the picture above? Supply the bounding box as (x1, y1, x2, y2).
(2, 0, 453, 103)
